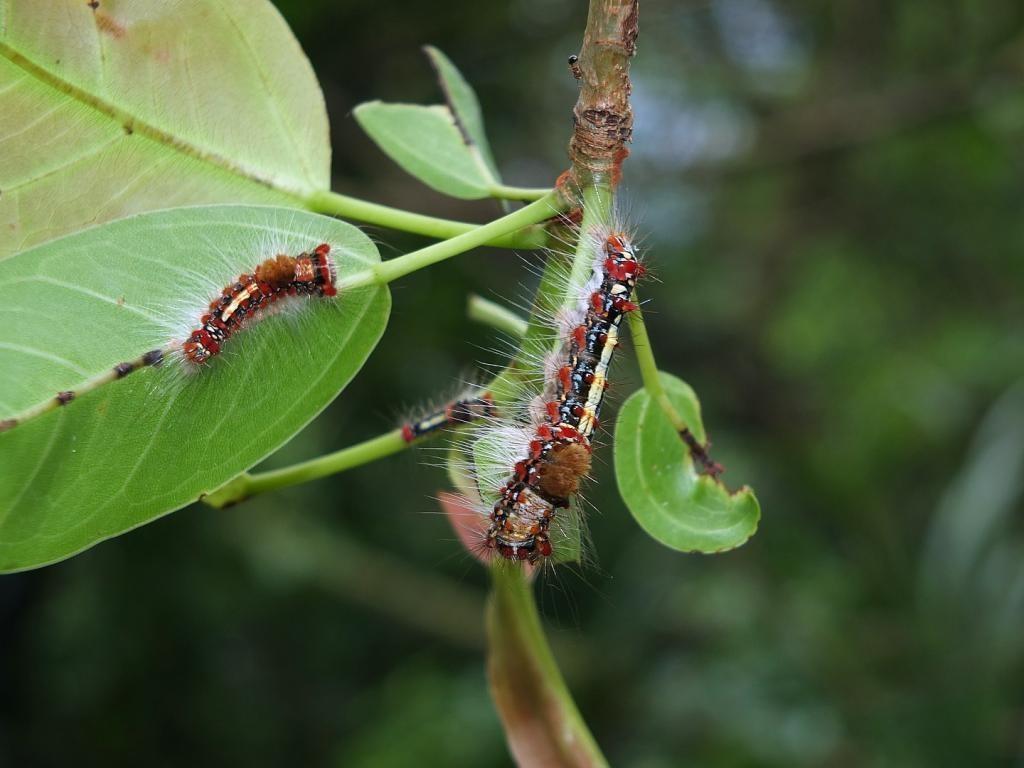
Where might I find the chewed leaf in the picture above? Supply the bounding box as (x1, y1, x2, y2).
(614, 372, 760, 553)
(423, 45, 502, 182)
(0, 205, 390, 572)
(0, 0, 329, 259)
(472, 430, 582, 565)
(353, 102, 494, 199)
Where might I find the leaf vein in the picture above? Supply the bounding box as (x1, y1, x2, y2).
(1, 134, 122, 194)
(0, 341, 90, 376)
(0, 410, 63, 527)
(211, 0, 316, 188)
(0, 40, 307, 199)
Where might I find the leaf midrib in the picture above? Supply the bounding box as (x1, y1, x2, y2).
(360, 103, 488, 192)
(0, 40, 311, 200)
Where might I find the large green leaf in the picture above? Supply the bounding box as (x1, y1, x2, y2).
(0, 0, 329, 260)
(354, 101, 495, 199)
(614, 372, 760, 553)
(0, 205, 389, 572)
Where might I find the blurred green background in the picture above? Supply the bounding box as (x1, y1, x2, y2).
(3, 0, 1024, 765)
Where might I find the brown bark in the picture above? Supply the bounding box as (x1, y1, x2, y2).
(565, 0, 639, 192)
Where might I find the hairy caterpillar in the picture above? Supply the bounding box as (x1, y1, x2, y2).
(487, 231, 643, 562)
(0, 243, 339, 432)
(448, 227, 644, 564)
(183, 244, 336, 364)
(400, 392, 497, 443)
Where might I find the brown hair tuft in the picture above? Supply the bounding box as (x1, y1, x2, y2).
(538, 443, 592, 500)
(254, 254, 297, 287)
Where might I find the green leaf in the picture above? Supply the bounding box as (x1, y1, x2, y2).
(552, 499, 583, 566)
(0, 205, 389, 572)
(614, 372, 760, 553)
(423, 45, 501, 182)
(472, 430, 582, 565)
(354, 101, 495, 200)
(0, 0, 329, 259)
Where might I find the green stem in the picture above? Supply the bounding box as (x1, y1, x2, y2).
(205, 191, 556, 510)
(626, 298, 688, 432)
(339, 192, 562, 291)
(494, 183, 612, 394)
(467, 295, 529, 338)
(202, 201, 671, 513)
(476, 184, 615, 768)
(487, 184, 552, 201)
(487, 565, 609, 767)
(307, 189, 549, 249)
(204, 429, 408, 509)
(567, 183, 613, 294)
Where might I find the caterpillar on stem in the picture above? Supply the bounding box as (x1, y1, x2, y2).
(449, 225, 644, 565)
(400, 392, 497, 444)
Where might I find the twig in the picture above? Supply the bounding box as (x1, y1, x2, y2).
(485, 4, 638, 768)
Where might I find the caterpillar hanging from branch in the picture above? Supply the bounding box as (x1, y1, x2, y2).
(444, 227, 644, 564)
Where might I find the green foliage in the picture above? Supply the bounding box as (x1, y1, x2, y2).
(354, 102, 498, 199)
(615, 372, 760, 553)
(423, 45, 502, 182)
(354, 46, 506, 200)
(0, 206, 388, 572)
(0, 1, 328, 260)
(5, 1, 1024, 766)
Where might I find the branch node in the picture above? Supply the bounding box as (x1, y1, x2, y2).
(565, 0, 639, 190)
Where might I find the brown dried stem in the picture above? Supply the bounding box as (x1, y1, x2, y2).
(565, 0, 639, 192)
